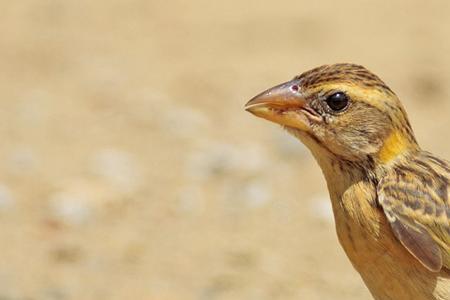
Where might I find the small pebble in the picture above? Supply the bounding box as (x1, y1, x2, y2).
(308, 194, 334, 222)
(0, 184, 15, 210)
(177, 185, 204, 214)
(185, 142, 267, 181)
(162, 106, 210, 139)
(7, 147, 38, 174)
(92, 148, 140, 192)
(220, 179, 272, 211)
(241, 180, 271, 208)
(49, 190, 91, 225)
(272, 128, 308, 159)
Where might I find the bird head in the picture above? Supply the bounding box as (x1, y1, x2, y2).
(245, 64, 419, 166)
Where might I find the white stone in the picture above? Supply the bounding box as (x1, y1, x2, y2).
(309, 194, 334, 222)
(242, 180, 271, 208)
(49, 190, 91, 225)
(185, 142, 268, 181)
(7, 147, 37, 174)
(91, 148, 140, 192)
(177, 185, 204, 214)
(162, 106, 210, 139)
(271, 128, 308, 158)
(0, 184, 15, 210)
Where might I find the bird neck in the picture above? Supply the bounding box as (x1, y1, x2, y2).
(289, 128, 373, 191)
(286, 126, 420, 191)
(374, 128, 420, 167)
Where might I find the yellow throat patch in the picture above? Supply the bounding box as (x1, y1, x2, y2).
(377, 130, 411, 164)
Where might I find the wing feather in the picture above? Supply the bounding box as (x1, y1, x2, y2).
(378, 152, 450, 271)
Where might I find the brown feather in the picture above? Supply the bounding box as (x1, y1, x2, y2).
(378, 152, 450, 271)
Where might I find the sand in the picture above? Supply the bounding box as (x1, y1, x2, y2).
(0, 0, 449, 299)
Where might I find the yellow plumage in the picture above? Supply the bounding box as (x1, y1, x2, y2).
(377, 130, 412, 164)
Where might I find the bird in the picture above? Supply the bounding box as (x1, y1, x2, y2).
(245, 63, 450, 300)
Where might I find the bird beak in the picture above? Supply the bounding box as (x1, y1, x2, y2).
(245, 80, 312, 131)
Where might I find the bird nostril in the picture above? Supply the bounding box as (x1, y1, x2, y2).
(290, 85, 299, 92)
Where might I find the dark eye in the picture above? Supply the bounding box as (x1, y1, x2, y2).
(325, 92, 348, 111)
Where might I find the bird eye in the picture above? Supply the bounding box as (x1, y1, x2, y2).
(325, 92, 348, 112)
(290, 85, 299, 92)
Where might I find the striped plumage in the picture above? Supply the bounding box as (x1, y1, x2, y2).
(379, 151, 450, 271)
(294, 63, 394, 93)
(245, 64, 450, 300)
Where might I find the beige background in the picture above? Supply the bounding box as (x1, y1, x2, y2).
(0, 0, 449, 299)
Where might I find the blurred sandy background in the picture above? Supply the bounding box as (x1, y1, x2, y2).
(0, 0, 449, 299)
